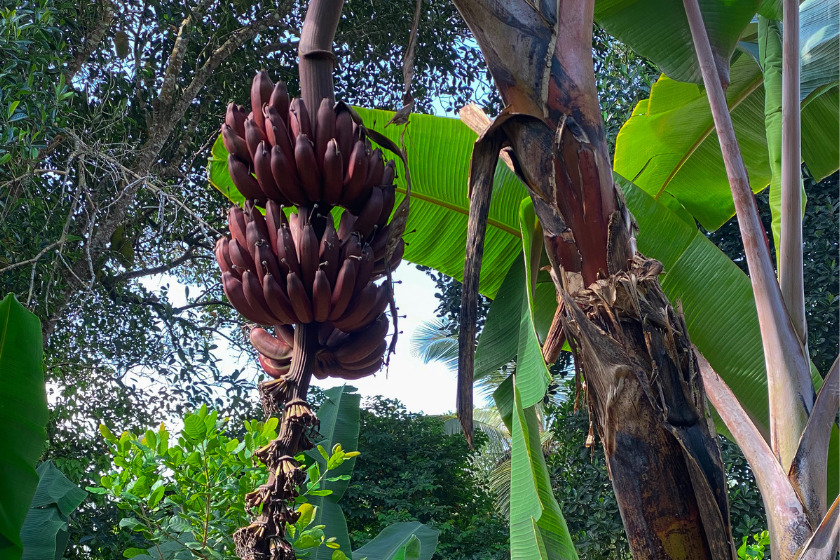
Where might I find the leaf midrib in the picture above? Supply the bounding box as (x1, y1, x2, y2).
(395, 186, 521, 237)
(654, 76, 764, 199)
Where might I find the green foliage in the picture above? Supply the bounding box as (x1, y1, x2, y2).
(342, 397, 508, 560)
(0, 0, 72, 173)
(0, 293, 47, 560)
(20, 461, 86, 560)
(737, 531, 770, 559)
(93, 405, 353, 559)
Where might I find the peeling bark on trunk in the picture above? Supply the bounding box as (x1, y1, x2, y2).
(453, 1, 737, 557)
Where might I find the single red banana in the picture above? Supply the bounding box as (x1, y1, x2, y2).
(214, 238, 234, 275)
(319, 218, 340, 287)
(314, 357, 383, 380)
(265, 105, 294, 159)
(294, 134, 321, 203)
(265, 200, 286, 254)
(372, 238, 405, 276)
(340, 141, 369, 206)
(259, 354, 291, 379)
(222, 123, 250, 162)
(314, 97, 335, 170)
(353, 244, 374, 296)
(365, 148, 385, 187)
(245, 117, 268, 161)
(289, 98, 312, 138)
(228, 155, 263, 201)
(254, 241, 283, 283)
(251, 71, 273, 133)
(370, 224, 390, 261)
(336, 210, 357, 244)
(270, 145, 307, 205)
(229, 238, 255, 272)
(325, 327, 350, 348)
(225, 103, 247, 138)
(333, 314, 389, 363)
(356, 282, 391, 327)
(312, 268, 332, 322)
(276, 324, 295, 347)
(328, 258, 356, 321)
(286, 271, 314, 323)
(276, 223, 301, 276)
(381, 158, 396, 186)
(242, 269, 279, 324)
(322, 139, 343, 205)
(378, 185, 396, 229)
(339, 339, 387, 370)
(298, 222, 319, 293)
(269, 80, 289, 123)
(262, 272, 298, 325)
(335, 110, 354, 174)
(228, 206, 248, 249)
(245, 200, 271, 241)
(222, 271, 273, 325)
(332, 281, 377, 331)
(254, 141, 287, 202)
(250, 327, 292, 360)
(353, 186, 383, 238)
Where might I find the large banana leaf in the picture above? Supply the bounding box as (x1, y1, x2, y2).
(594, 0, 761, 84)
(305, 385, 361, 559)
(352, 522, 439, 560)
(0, 294, 47, 560)
(207, 109, 529, 298)
(20, 461, 86, 560)
(614, 0, 839, 232)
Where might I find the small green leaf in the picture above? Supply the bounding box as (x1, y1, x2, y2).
(317, 445, 329, 461)
(123, 547, 146, 558)
(331, 550, 348, 560)
(99, 424, 117, 443)
(307, 489, 332, 497)
(8, 100, 20, 117)
(295, 503, 316, 530)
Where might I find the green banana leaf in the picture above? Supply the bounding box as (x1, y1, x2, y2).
(352, 522, 438, 560)
(509, 385, 577, 560)
(207, 108, 529, 298)
(614, 0, 839, 233)
(305, 385, 362, 559)
(0, 294, 47, 560)
(594, 0, 761, 84)
(20, 461, 87, 560)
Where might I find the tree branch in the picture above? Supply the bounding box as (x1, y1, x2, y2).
(65, 0, 115, 81)
(108, 247, 199, 282)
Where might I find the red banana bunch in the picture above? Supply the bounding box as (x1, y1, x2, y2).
(223, 71, 394, 213)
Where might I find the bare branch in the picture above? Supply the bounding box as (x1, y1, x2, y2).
(109, 247, 198, 282)
(65, 0, 115, 81)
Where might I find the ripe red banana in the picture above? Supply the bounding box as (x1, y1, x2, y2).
(333, 314, 389, 363)
(319, 217, 340, 287)
(229, 238, 256, 272)
(245, 200, 271, 241)
(381, 158, 396, 186)
(259, 354, 291, 379)
(265, 106, 294, 161)
(250, 327, 292, 360)
(228, 155, 263, 201)
(251, 71, 273, 133)
(372, 238, 405, 276)
(328, 258, 356, 321)
(340, 141, 369, 206)
(276, 223, 301, 276)
(289, 98, 312, 138)
(254, 141, 286, 202)
(228, 206, 248, 249)
(314, 357, 383, 380)
(322, 139, 343, 205)
(339, 339, 387, 370)
(332, 281, 377, 331)
(215, 238, 234, 275)
(276, 324, 295, 347)
(262, 272, 298, 325)
(357, 282, 391, 327)
(254, 241, 283, 284)
(353, 186, 383, 238)
(270, 145, 306, 206)
(222, 271, 274, 325)
(294, 134, 321, 203)
(353, 244, 374, 296)
(286, 271, 314, 323)
(265, 200, 286, 253)
(269, 81, 289, 123)
(245, 117, 268, 161)
(378, 185, 396, 229)
(225, 103, 247, 138)
(312, 269, 332, 322)
(337, 211, 357, 244)
(314, 97, 334, 170)
(242, 269, 278, 324)
(365, 148, 385, 187)
(222, 123, 250, 162)
(335, 110, 354, 175)
(298, 222, 319, 293)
